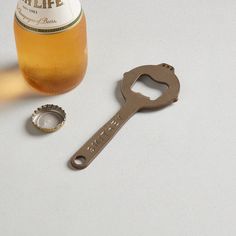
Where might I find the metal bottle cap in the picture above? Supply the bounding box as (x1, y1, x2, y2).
(32, 104, 66, 133)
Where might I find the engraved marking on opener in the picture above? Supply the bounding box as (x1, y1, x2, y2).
(86, 114, 122, 153)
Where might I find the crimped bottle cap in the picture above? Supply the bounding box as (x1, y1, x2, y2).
(32, 104, 66, 133)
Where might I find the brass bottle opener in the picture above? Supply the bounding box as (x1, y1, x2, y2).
(70, 63, 180, 170)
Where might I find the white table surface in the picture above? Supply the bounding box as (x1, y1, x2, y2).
(0, 1, 236, 235)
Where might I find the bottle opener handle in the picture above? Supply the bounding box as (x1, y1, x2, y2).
(70, 102, 139, 169)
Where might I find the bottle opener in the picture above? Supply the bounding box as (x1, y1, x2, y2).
(70, 63, 180, 170)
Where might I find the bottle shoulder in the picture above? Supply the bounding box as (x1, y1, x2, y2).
(15, 0, 83, 34)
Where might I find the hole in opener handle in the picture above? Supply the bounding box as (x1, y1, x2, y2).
(74, 156, 86, 165)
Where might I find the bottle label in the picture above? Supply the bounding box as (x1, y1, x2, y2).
(15, 0, 82, 33)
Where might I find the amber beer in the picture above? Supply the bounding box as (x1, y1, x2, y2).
(14, 0, 87, 94)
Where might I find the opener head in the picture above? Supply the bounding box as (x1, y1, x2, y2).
(121, 63, 180, 110)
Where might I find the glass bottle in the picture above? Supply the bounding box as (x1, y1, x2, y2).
(14, 0, 87, 94)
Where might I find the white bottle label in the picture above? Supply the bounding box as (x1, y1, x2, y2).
(15, 0, 82, 33)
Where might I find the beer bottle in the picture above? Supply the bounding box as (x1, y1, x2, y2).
(14, 0, 87, 94)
